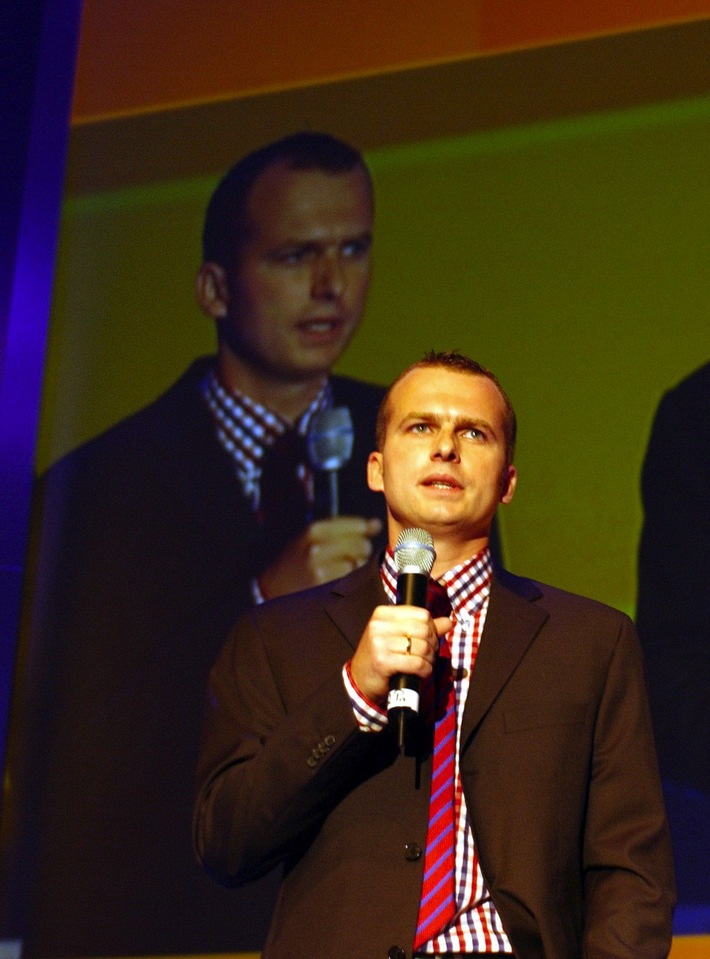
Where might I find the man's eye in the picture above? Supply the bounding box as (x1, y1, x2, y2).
(463, 428, 484, 440)
(278, 249, 308, 265)
(342, 238, 371, 259)
(410, 423, 431, 434)
(273, 245, 318, 265)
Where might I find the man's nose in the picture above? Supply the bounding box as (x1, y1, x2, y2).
(432, 429, 459, 461)
(312, 252, 345, 300)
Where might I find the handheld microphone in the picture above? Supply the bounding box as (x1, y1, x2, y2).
(307, 407, 354, 517)
(388, 527, 436, 752)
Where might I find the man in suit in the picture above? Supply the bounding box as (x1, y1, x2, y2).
(195, 350, 675, 959)
(636, 360, 710, 909)
(637, 360, 710, 795)
(3, 133, 386, 957)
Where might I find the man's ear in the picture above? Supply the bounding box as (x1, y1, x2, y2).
(367, 451, 384, 493)
(196, 262, 229, 319)
(500, 464, 517, 505)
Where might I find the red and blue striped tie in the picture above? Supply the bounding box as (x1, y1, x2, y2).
(414, 582, 456, 948)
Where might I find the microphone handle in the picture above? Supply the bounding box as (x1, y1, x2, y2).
(327, 469, 338, 517)
(312, 468, 339, 519)
(396, 571, 428, 607)
(389, 571, 429, 752)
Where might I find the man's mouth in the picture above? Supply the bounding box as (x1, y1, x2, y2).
(299, 317, 344, 336)
(423, 476, 462, 491)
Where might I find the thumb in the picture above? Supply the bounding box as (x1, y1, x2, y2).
(433, 614, 453, 638)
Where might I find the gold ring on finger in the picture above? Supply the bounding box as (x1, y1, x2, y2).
(405, 635, 412, 654)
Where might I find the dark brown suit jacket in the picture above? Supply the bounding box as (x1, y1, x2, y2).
(4, 362, 386, 957)
(194, 559, 675, 959)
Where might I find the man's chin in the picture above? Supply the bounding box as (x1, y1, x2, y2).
(278, 357, 339, 384)
(284, 344, 354, 382)
(219, 344, 335, 389)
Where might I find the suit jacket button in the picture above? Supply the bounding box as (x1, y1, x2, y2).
(404, 842, 422, 861)
(388, 947, 406, 959)
(324, 734, 336, 746)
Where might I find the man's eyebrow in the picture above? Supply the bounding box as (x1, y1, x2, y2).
(272, 239, 319, 250)
(456, 416, 496, 434)
(398, 410, 437, 425)
(339, 230, 373, 248)
(272, 231, 372, 251)
(402, 410, 493, 430)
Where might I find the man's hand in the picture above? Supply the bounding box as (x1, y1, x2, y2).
(349, 605, 453, 705)
(258, 516, 382, 600)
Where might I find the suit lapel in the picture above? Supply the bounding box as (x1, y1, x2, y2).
(322, 558, 387, 653)
(316, 561, 550, 755)
(461, 572, 549, 749)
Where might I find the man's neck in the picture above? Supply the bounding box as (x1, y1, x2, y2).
(430, 538, 489, 579)
(216, 351, 328, 424)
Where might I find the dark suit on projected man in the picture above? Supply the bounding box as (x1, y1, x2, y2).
(16, 360, 384, 957)
(195, 353, 674, 959)
(3, 133, 390, 957)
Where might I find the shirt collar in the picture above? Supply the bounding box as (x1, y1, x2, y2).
(201, 367, 331, 504)
(380, 545, 492, 617)
(203, 366, 331, 462)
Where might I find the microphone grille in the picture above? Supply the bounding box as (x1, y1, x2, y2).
(307, 407, 354, 471)
(394, 527, 435, 575)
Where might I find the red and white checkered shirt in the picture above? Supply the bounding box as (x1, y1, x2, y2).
(202, 367, 330, 510)
(343, 546, 513, 954)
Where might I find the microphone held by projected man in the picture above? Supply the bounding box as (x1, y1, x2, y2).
(259, 405, 381, 598)
(388, 527, 436, 752)
(307, 406, 355, 518)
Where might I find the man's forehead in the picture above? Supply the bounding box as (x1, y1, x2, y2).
(394, 367, 499, 402)
(251, 161, 370, 206)
(388, 367, 506, 426)
(243, 163, 371, 242)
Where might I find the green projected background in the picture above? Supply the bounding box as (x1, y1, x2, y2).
(38, 94, 710, 615)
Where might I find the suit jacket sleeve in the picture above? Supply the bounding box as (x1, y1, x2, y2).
(193, 589, 396, 885)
